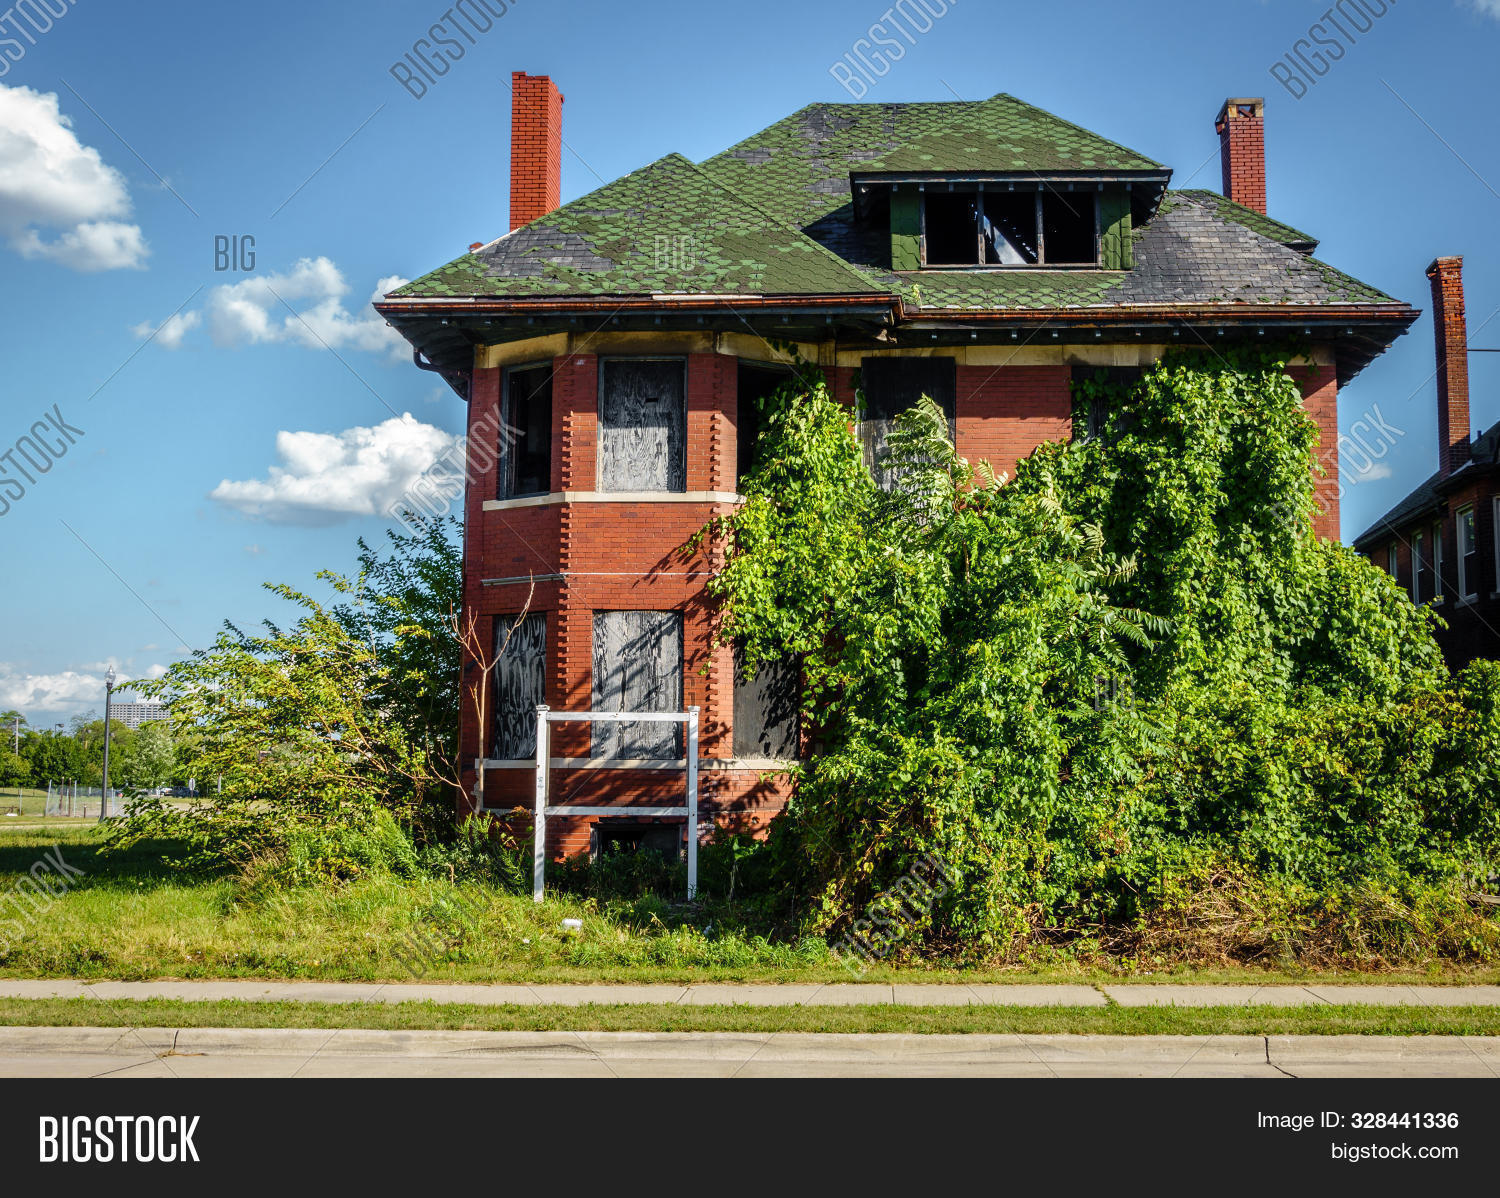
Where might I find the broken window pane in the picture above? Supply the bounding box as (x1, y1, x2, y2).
(859, 357, 958, 491)
(924, 190, 981, 265)
(732, 645, 800, 759)
(1041, 190, 1097, 265)
(491, 613, 546, 759)
(500, 364, 552, 499)
(982, 192, 1039, 265)
(591, 611, 684, 759)
(598, 359, 686, 492)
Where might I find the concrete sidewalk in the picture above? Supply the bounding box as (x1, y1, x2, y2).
(0, 1026, 1495, 1077)
(1, 979, 1498, 1007)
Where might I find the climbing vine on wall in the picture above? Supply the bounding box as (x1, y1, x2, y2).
(709, 347, 1500, 963)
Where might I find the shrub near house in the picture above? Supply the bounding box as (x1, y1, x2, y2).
(716, 350, 1500, 963)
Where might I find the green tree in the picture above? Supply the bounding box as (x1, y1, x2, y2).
(120, 720, 176, 792)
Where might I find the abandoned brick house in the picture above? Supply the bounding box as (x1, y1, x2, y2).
(375, 75, 1417, 859)
(1353, 256, 1500, 668)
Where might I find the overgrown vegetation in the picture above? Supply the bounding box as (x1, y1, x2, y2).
(712, 347, 1500, 967)
(109, 516, 466, 885)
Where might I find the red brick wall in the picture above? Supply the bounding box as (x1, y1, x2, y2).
(1289, 363, 1340, 542)
(955, 364, 1072, 478)
(509, 72, 563, 231)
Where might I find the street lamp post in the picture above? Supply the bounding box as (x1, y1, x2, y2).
(100, 666, 116, 823)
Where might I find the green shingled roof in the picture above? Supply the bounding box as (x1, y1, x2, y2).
(393, 152, 886, 300)
(701, 93, 1163, 230)
(389, 94, 1403, 315)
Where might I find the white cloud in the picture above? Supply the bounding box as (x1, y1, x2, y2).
(210, 415, 459, 525)
(138, 258, 409, 357)
(1465, 0, 1500, 19)
(131, 308, 201, 349)
(0, 666, 109, 713)
(0, 83, 148, 270)
(1351, 462, 1394, 482)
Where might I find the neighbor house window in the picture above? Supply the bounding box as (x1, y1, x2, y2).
(923, 187, 1098, 268)
(1432, 522, 1445, 601)
(499, 363, 552, 499)
(491, 613, 546, 759)
(1458, 506, 1478, 601)
(1494, 497, 1500, 595)
(1412, 529, 1426, 603)
(1386, 543, 1399, 580)
(591, 611, 683, 759)
(598, 358, 686, 492)
(859, 356, 957, 491)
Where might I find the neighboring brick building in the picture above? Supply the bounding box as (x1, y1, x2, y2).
(376, 78, 1417, 859)
(1354, 257, 1500, 669)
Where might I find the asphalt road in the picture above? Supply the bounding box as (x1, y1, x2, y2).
(0, 1028, 1495, 1077)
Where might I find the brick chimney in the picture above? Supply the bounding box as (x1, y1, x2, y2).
(1428, 256, 1471, 476)
(1216, 97, 1266, 215)
(510, 72, 563, 231)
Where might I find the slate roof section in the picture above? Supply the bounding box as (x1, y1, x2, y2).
(1173, 189, 1318, 252)
(393, 153, 887, 300)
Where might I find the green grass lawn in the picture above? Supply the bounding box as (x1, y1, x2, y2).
(0, 825, 1496, 987)
(1, 997, 1498, 1036)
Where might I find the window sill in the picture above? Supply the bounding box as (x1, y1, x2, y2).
(484, 490, 744, 511)
(1455, 596, 1480, 609)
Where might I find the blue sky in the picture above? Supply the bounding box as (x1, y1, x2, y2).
(1, 0, 1498, 726)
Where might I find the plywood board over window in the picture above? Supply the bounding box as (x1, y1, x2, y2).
(592, 611, 684, 758)
(859, 356, 957, 491)
(492, 613, 546, 759)
(732, 645, 799, 760)
(598, 358, 686, 492)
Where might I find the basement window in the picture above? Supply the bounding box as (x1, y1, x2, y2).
(592, 611, 684, 759)
(921, 187, 1098, 268)
(598, 358, 687, 492)
(499, 364, 552, 499)
(591, 821, 683, 862)
(491, 613, 546, 759)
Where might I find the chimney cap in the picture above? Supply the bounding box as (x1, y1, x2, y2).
(1426, 255, 1464, 278)
(1216, 97, 1265, 128)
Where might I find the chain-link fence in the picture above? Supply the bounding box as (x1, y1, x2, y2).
(42, 783, 125, 818)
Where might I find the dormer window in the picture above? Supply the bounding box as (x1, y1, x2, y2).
(921, 186, 1099, 268)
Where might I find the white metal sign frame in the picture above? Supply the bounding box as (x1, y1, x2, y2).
(530, 704, 699, 903)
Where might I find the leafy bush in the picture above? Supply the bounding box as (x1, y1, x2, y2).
(710, 348, 1500, 963)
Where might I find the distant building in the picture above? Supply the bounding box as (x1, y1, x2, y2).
(109, 702, 169, 731)
(1354, 258, 1500, 670)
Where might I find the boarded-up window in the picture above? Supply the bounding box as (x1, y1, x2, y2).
(499, 364, 552, 499)
(591, 611, 683, 758)
(732, 646, 799, 759)
(491, 613, 546, 759)
(598, 359, 686, 492)
(1070, 366, 1142, 441)
(859, 357, 956, 490)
